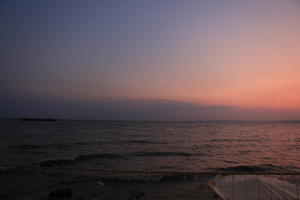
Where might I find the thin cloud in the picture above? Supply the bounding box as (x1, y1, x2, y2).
(1, 97, 299, 121)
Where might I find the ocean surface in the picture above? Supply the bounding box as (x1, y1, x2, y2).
(1, 119, 300, 173)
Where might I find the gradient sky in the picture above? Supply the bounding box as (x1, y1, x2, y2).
(1, 0, 300, 120)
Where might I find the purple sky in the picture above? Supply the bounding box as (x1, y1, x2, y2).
(1, 0, 300, 120)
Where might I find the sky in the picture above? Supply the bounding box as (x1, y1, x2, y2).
(1, 0, 300, 120)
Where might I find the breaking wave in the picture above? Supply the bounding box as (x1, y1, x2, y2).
(211, 164, 299, 173)
(37, 151, 194, 167)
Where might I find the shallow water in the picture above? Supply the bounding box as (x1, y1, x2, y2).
(1, 119, 300, 172)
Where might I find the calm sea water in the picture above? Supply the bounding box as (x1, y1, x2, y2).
(1, 119, 300, 172)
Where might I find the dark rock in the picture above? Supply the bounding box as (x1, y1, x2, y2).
(160, 175, 184, 182)
(130, 190, 145, 199)
(40, 163, 52, 167)
(49, 188, 72, 198)
(59, 180, 77, 185)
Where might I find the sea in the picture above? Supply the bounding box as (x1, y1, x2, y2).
(1, 119, 300, 173)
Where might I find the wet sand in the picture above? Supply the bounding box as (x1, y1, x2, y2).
(0, 167, 218, 200)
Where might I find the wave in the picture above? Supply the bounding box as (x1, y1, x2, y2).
(10, 144, 68, 150)
(99, 174, 195, 183)
(39, 159, 75, 167)
(38, 153, 122, 167)
(211, 164, 292, 173)
(95, 140, 167, 145)
(126, 140, 166, 144)
(10, 144, 46, 150)
(37, 151, 194, 167)
(76, 153, 122, 161)
(132, 151, 192, 157)
(207, 139, 262, 142)
(75, 142, 90, 145)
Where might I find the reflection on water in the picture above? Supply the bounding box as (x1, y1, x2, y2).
(0, 119, 300, 172)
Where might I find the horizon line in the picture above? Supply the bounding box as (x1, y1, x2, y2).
(1, 117, 300, 123)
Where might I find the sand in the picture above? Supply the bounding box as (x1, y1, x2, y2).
(0, 167, 218, 200)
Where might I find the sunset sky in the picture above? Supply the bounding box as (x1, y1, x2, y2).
(1, 0, 300, 120)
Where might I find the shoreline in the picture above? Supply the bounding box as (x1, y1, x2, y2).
(0, 167, 217, 200)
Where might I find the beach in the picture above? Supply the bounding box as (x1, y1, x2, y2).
(0, 167, 217, 200)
